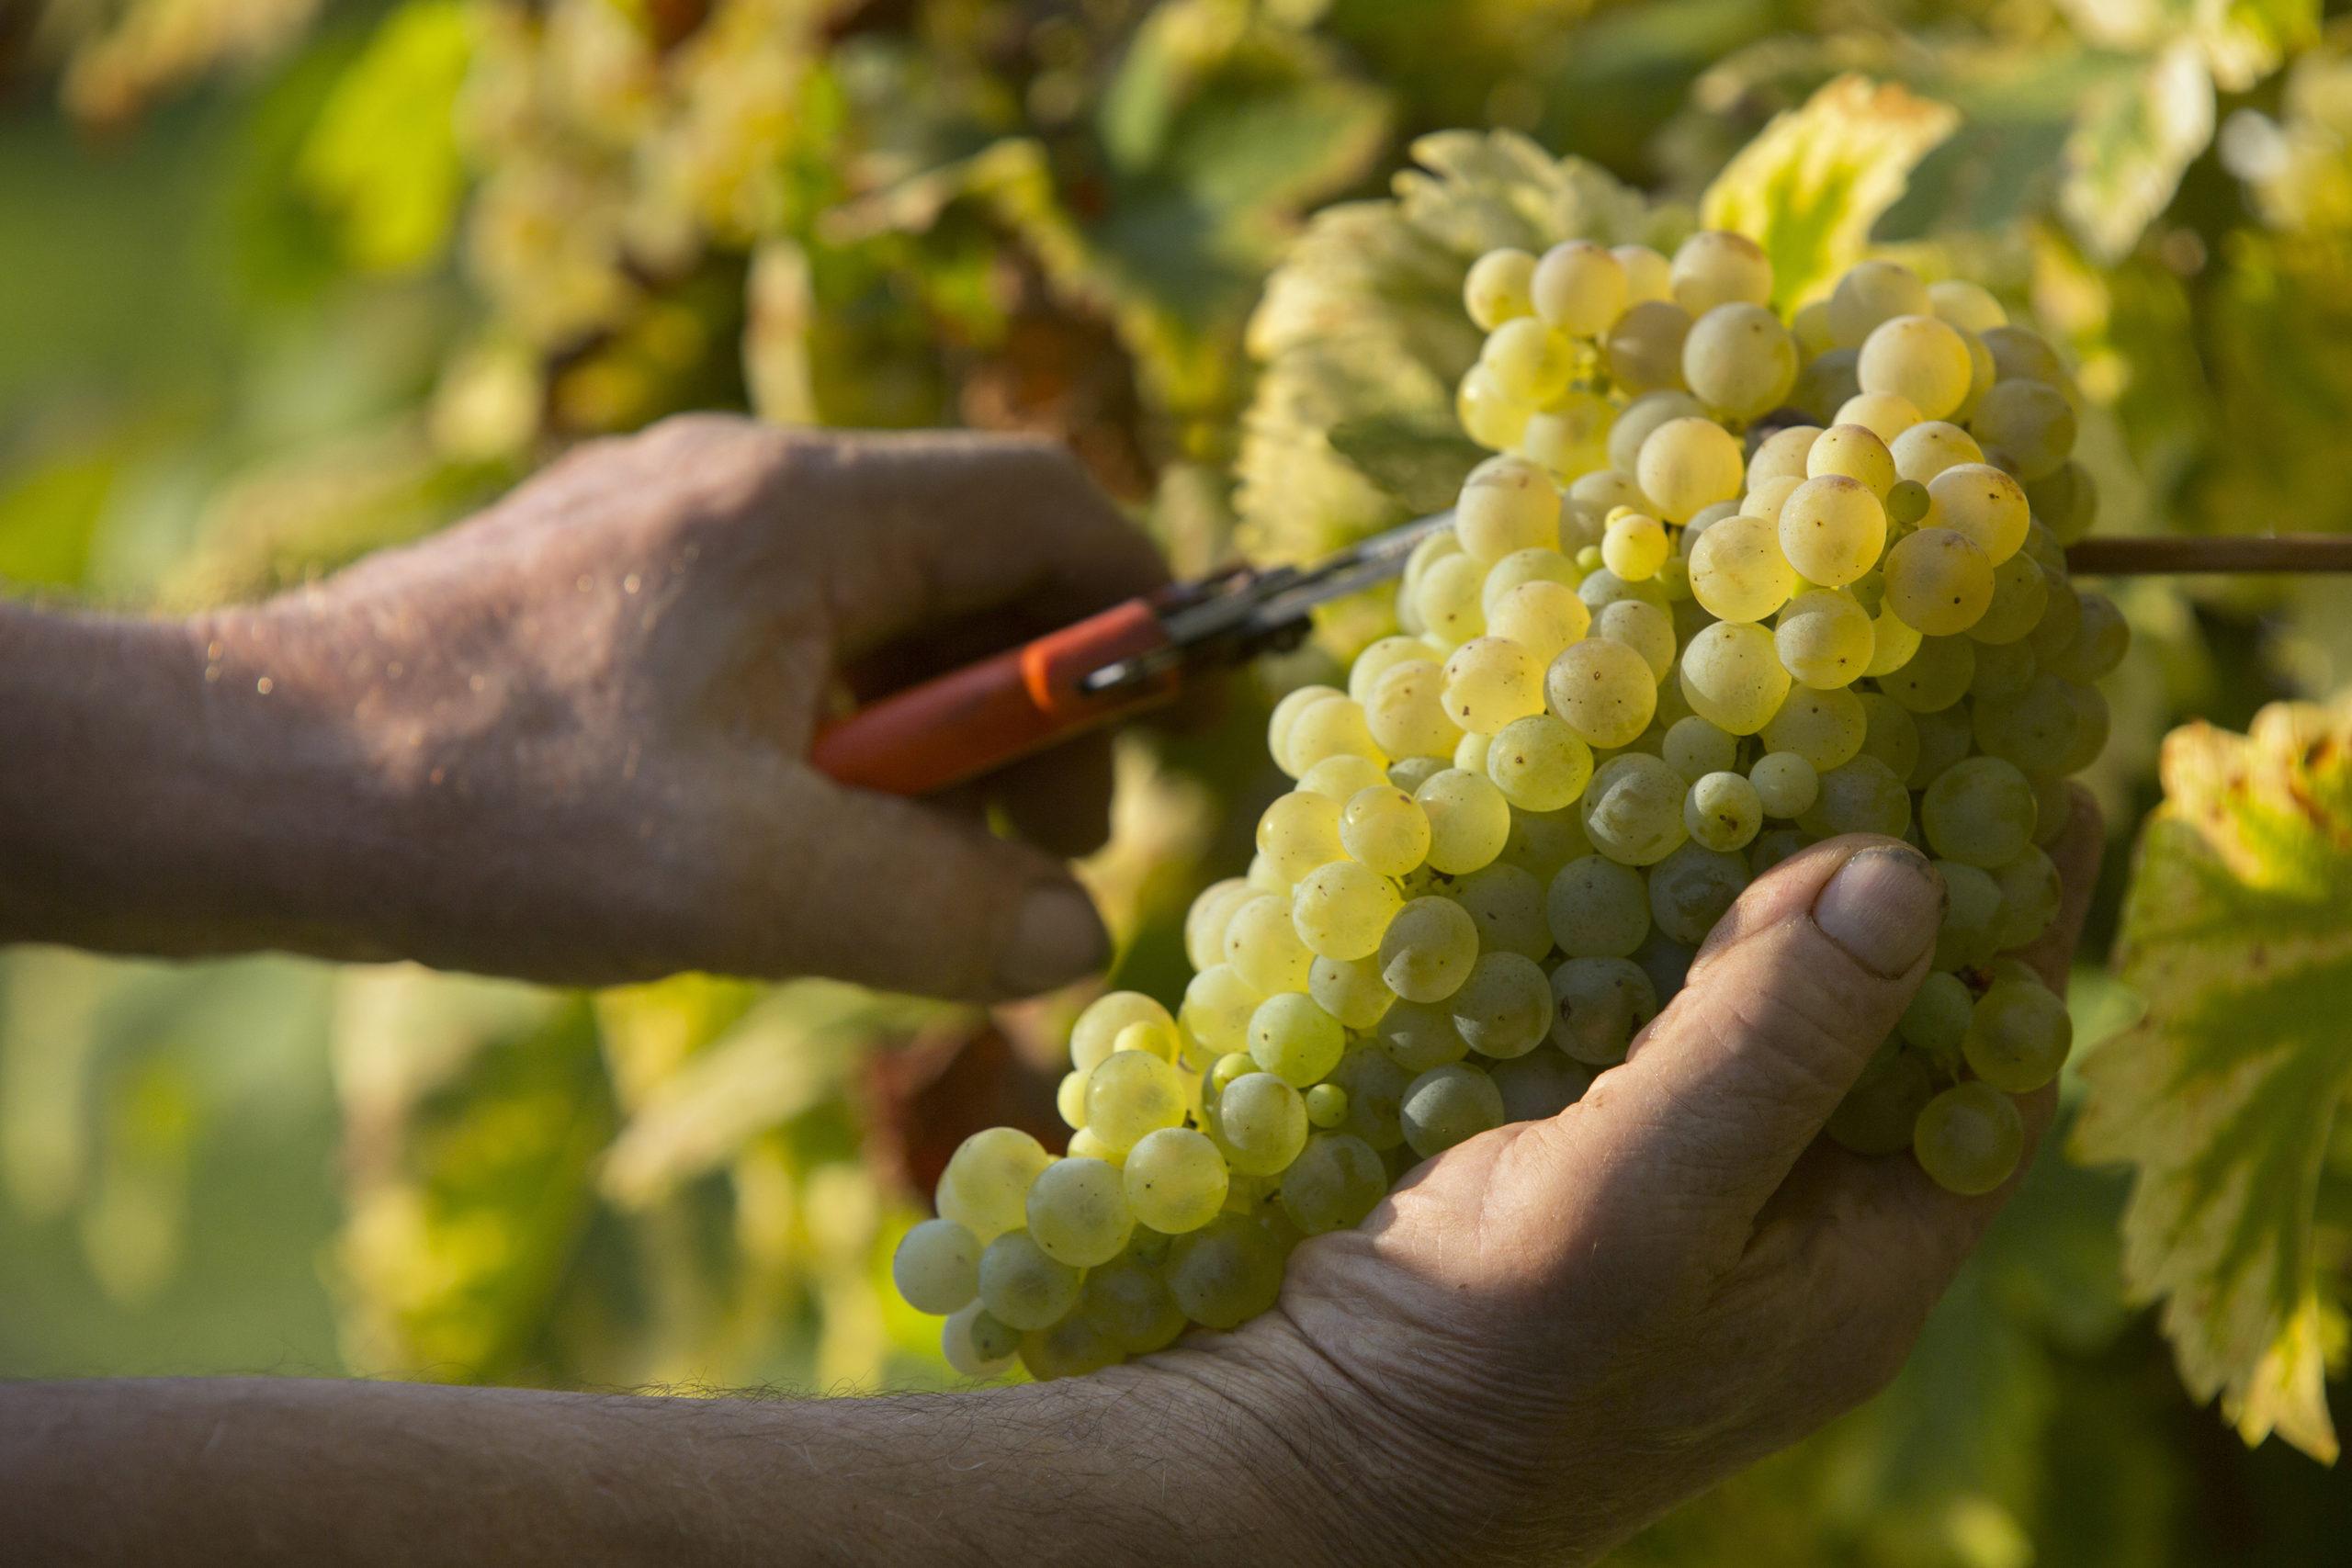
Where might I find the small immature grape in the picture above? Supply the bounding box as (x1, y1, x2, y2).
(1026, 1157, 1134, 1268)
(1456, 455, 1563, 563)
(1464, 247, 1537, 330)
(1748, 750, 1819, 819)
(1248, 991, 1347, 1087)
(1416, 767, 1512, 874)
(1305, 1083, 1349, 1129)
(1485, 713, 1594, 812)
(1884, 478, 1930, 526)
(1637, 416, 1745, 523)
(1400, 1063, 1508, 1158)
(942, 1301, 1018, 1378)
(1532, 240, 1628, 335)
(1806, 423, 1896, 499)
(1550, 956, 1659, 1065)
(1884, 528, 1995, 636)
(894, 1218, 982, 1314)
(1685, 771, 1763, 852)
(1290, 859, 1403, 961)
(1778, 475, 1886, 588)
(1912, 1081, 2025, 1196)
(1379, 895, 1481, 1002)
(1545, 636, 1658, 750)
(1670, 230, 1773, 314)
(1927, 463, 2030, 564)
(1963, 979, 2073, 1094)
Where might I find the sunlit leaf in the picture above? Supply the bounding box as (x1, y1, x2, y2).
(1699, 73, 1961, 308)
(2071, 698, 2352, 1461)
(295, 0, 473, 274)
(2058, 41, 2215, 264)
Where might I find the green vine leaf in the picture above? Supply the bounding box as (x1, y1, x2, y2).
(1699, 73, 1961, 310)
(2071, 698, 2352, 1462)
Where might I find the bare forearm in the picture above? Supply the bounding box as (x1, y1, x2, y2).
(0, 1371, 1324, 1568)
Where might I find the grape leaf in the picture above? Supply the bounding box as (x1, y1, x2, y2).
(1699, 73, 1960, 310)
(2071, 698, 2352, 1461)
(295, 0, 472, 274)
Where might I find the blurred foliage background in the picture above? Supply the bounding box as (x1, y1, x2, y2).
(2, 0, 2347, 1562)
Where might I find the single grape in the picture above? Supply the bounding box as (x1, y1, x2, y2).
(1688, 513, 1796, 624)
(1025, 1156, 1135, 1268)
(1164, 1213, 1285, 1328)
(1920, 755, 2038, 867)
(1489, 1051, 1596, 1122)
(1456, 455, 1563, 563)
(1637, 416, 1744, 524)
(1889, 421, 1984, 485)
(1748, 751, 1819, 819)
(893, 1218, 982, 1314)
(1858, 313, 1973, 421)
(1285, 694, 1388, 776)
(1899, 970, 1974, 1072)
(1990, 844, 2062, 951)
(1280, 1133, 1390, 1235)
(1835, 389, 1922, 443)
(1464, 246, 1537, 330)
(1775, 589, 1875, 689)
(1927, 463, 2030, 564)
(1549, 955, 1658, 1065)
(1797, 755, 1913, 840)
(1214, 1072, 1309, 1177)
(1613, 243, 1674, 304)
(935, 1127, 1054, 1245)
(1183, 879, 1257, 974)
(1122, 1127, 1228, 1235)
(1482, 317, 1577, 406)
(1455, 863, 1554, 961)
(1580, 752, 1692, 866)
(1416, 767, 1512, 874)
(1444, 636, 1548, 732)
(1747, 424, 1823, 489)
(1487, 581, 1590, 666)
(1962, 979, 2073, 1094)
(1760, 684, 1867, 772)
(1912, 1081, 2025, 1195)
(1377, 998, 1473, 1074)
(1778, 474, 1886, 588)
(1079, 1258, 1187, 1356)
(1604, 300, 1693, 394)
(1603, 513, 1672, 581)
(1825, 1042, 1938, 1156)
(1683, 302, 1797, 419)
(1670, 230, 1773, 314)
(1645, 842, 1751, 946)
(1679, 621, 1793, 736)
(1934, 860, 2006, 972)
(1608, 390, 1708, 477)
(1086, 1048, 1187, 1153)
(1880, 634, 1978, 713)
(1532, 239, 1628, 335)
(1929, 278, 2007, 333)
(1366, 659, 1465, 761)
(1256, 789, 1346, 885)
(1070, 991, 1177, 1074)
(1297, 752, 1392, 804)
(1484, 713, 1595, 813)
(1340, 784, 1432, 877)
(977, 1229, 1083, 1331)
(1415, 552, 1492, 648)
(1378, 895, 1480, 1002)
(1806, 423, 1897, 499)
(1544, 636, 1657, 749)
(1305, 1083, 1349, 1129)
(1973, 673, 2082, 773)
(1291, 859, 1404, 962)
(1326, 1045, 1410, 1150)
(1307, 952, 1395, 1032)
(1685, 770, 1764, 852)
(1224, 894, 1314, 995)
(1180, 964, 1262, 1058)
(1267, 686, 1342, 778)
(1663, 715, 1739, 783)
(1400, 1062, 1508, 1158)
(1970, 377, 2075, 479)
(1450, 951, 1555, 1058)
(1828, 259, 1932, 348)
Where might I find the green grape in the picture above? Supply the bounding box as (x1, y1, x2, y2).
(1646, 842, 1751, 946)
(1906, 701, 1975, 787)
(1449, 952, 1554, 1058)
(1025, 1156, 1135, 1268)
(1778, 475, 1886, 589)
(1458, 364, 1531, 452)
(1326, 1045, 1410, 1150)
(1487, 580, 1591, 666)
(1890, 420, 1984, 485)
(1679, 621, 1792, 736)
(1927, 463, 2030, 564)
(1636, 416, 1745, 523)
(1340, 784, 1433, 876)
(936, 1127, 1054, 1245)
(1880, 634, 1976, 713)
(1533, 239, 1629, 334)
(1973, 672, 2082, 773)
(1859, 313, 1973, 421)
(1247, 992, 1347, 1088)
(1498, 803, 1593, 884)
(1214, 1073, 1308, 1177)
(1183, 878, 1256, 973)
(1065, 1128, 1125, 1166)
(942, 1300, 1019, 1378)
(1415, 551, 1492, 649)
(1164, 1213, 1286, 1328)
(1379, 891, 1480, 1001)
(1962, 979, 2073, 1093)
(1550, 955, 1659, 1065)
(1855, 692, 1921, 781)
(1400, 1062, 1508, 1158)
(1456, 455, 1563, 563)
(1086, 1049, 1187, 1153)
(1798, 753, 1915, 840)
(1828, 259, 1932, 348)
(1464, 246, 1537, 330)
(893, 1217, 981, 1314)
(1291, 859, 1404, 962)
(1608, 390, 1707, 476)
(1284, 693, 1388, 777)
(2030, 770, 2074, 848)
(1297, 751, 1393, 804)
(1256, 789, 1345, 885)
(1934, 861, 2006, 972)
(1544, 636, 1658, 749)
(1670, 230, 1773, 314)
(1806, 423, 1897, 499)
(1592, 598, 1678, 682)
(1522, 394, 1613, 481)
(1775, 588, 1874, 689)
(1835, 389, 1922, 444)
(1792, 347, 1862, 424)
(1443, 636, 1548, 731)
(1079, 1258, 1187, 1356)
(1308, 952, 1396, 1032)
(1225, 894, 1313, 995)
(2038, 590, 2127, 683)
(1267, 686, 1342, 777)
(1929, 278, 2007, 333)
(1122, 1126, 1228, 1235)
(1305, 1083, 1349, 1129)
(1605, 299, 1693, 393)
(1246, 852, 1289, 896)
(1455, 863, 1553, 961)
(1565, 468, 1648, 546)
(1663, 716, 1738, 782)
(1968, 637, 2038, 702)
(1481, 547, 1582, 610)
(1483, 317, 1576, 406)
(977, 1229, 1083, 1331)
(1377, 998, 1472, 1073)
(1070, 991, 1177, 1074)
(1057, 1069, 1090, 1130)
(1899, 970, 1974, 1072)
(1884, 478, 1931, 526)
(1581, 752, 1691, 865)
(1685, 770, 1763, 852)
(1490, 1051, 1596, 1122)
(1416, 767, 1512, 874)
(2025, 459, 2098, 546)
(1863, 599, 1925, 676)
(1825, 1040, 1939, 1156)
(2055, 682, 2109, 774)
(1912, 1081, 2025, 1195)
(1453, 728, 1493, 779)
(1688, 513, 1796, 624)
(1681, 299, 1799, 420)
(1109, 1020, 1181, 1066)
(1760, 684, 1867, 771)
(1603, 512, 1672, 581)
(1748, 424, 1823, 489)
(1747, 750, 1819, 820)
(1920, 756, 2038, 867)
(1279, 1133, 1390, 1235)
(1484, 713, 1595, 813)
(1349, 635, 1436, 703)
(1989, 845, 2061, 952)
(1970, 377, 2075, 479)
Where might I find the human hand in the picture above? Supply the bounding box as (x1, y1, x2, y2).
(187, 417, 1165, 996)
(1166, 795, 2104, 1567)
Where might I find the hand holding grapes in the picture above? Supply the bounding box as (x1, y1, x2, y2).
(1, 416, 1162, 998)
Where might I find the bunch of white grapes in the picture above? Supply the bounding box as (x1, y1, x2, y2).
(894, 231, 2126, 1382)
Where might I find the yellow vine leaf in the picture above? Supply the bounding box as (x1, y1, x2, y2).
(1699, 73, 1960, 310)
(2071, 698, 2352, 1462)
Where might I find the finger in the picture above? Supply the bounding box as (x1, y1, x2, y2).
(2009, 784, 2106, 993)
(992, 733, 1118, 860)
(801, 431, 1169, 661)
(1567, 838, 1947, 1231)
(763, 773, 1111, 1001)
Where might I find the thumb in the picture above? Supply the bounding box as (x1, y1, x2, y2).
(766, 774, 1109, 1002)
(1581, 837, 1946, 1226)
